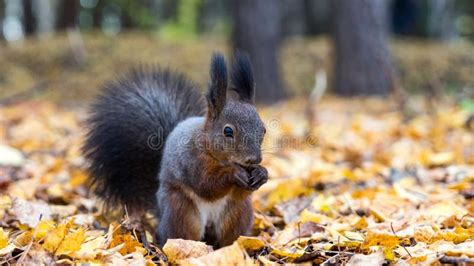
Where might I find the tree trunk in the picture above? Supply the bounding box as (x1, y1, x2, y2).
(22, 0, 35, 34)
(232, 0, 285, 104)
(282, 0, 306, 37)
(392, 0, 420, 36)
(198, 0, 229, 33)
(0, 1, 4, 39)
(426, 0, 458, 40)
(332, 0, 395, 96)
(304, 0, 330, 35)
(4, 0, 25, 41)
(57, 0, 79, 29)
(33, 0, 57, 35)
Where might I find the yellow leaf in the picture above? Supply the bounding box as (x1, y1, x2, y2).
(267, 179, 311, 208)
(344, 231, 365, 242)
(352, 217, 368, 230)
(430, 151, 454, 166)
(236, 236, 265, 251)
(368, 206, 388, 222)
(441, 215, 460, 228)
(299, 209, 324, 224)
(468, 200, 474, 213)
(420, 151, 454, 167)
(71, 235, 106, 260)
(383, 247, 396, 261)
(271, 246, 305, 259)
(352, 188, 377, 200)
(42, 219, 74, 253)
(14, 231, 32, 247)
(0, 196, 12, 219)
(34, 220, 56, 240)
(433, 226, 474, 244)
(0, 228, 8, 249)
(109, 229, 144, 256)
(342, 168, 356, 181)
(69, 169, 88, 188)
(56, 227, 86, 255)
(311, 194, 334, 215)
(363, 232, 399, 249)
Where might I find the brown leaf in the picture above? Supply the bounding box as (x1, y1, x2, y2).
(163, 239, 213, 264)
(181, 242, 253, 266)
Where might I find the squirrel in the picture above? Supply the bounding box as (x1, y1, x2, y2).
(82, 52, 268, 248)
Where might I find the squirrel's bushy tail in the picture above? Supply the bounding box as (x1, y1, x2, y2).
(82, 67, 205, 213)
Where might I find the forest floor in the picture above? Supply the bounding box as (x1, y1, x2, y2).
(0, 34, 473, 265)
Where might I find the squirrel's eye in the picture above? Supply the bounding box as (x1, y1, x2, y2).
(223, 126, 234, 137)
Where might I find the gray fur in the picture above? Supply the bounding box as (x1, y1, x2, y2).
(84, 52, 266, 248)
(83, 67, 205, 212)
(158, 117, 205, 184)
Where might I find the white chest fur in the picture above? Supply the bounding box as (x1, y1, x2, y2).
(181, 186, 230, 238)
(195, 195, 228, 228)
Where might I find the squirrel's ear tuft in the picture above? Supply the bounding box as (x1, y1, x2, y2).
(206, 52, 228, 119)
(230, 51, 255, 103)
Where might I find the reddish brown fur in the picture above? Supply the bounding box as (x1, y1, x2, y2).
(157, 151, 255, 248)
(155, 53, 267, 248)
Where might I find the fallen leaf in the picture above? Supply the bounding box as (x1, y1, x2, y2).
(432, 240, 474, 257)
(34, 220, 56, 240)
(182, 242, 253, 266)
(109, 228, 144, 256)
(163, 239, 213, 263)
(42, 219, 74, 253)
(352, 217, 368, 230)
(71, 235, 107, 260)
(11, 198, 52, 227)
(266, 179, 312, 208)
(347, 249, 384, 266)
(0, 228, 8, 249)
(271, 246, 305, 259)
(56, 227, 86, 255)
(0, 145, 25, 167)
(14, 231, 33, 247)
(236, 236, 265, 252)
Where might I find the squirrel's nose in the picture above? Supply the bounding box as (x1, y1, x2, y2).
(244, 155, 262, 165)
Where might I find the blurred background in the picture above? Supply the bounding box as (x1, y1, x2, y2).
(1, 2, 474, 264)
(0, 0, 472, 106)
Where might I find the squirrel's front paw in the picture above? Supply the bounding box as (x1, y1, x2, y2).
(233, 166, 251, 189)
(248, 166, 268, 191)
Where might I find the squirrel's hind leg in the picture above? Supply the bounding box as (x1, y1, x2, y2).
(216, 196, 253, 247)
(157, 189, 203, 246)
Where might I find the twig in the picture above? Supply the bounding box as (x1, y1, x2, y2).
(17, 214, 43, 264)
(390, 222, 412, 258)
(297, 222, 301, 245)
(321, 253, 341, 266)
(337, 235, 341, 252)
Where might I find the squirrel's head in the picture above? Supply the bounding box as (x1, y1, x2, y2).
(203, 52, 266, 167)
